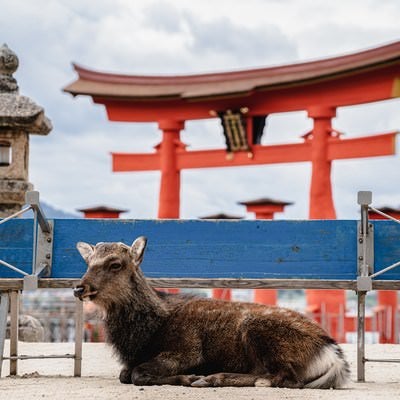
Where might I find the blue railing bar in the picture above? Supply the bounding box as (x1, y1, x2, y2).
(0, 259, 29, 277)
(370, 260, 400, 279)
(369, 206, 400, 224)
(0, 205, 32, 225)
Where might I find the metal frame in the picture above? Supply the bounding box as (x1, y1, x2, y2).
(0, 297, 83, 377)
(0, 191, 82, 378)
(356, 191, 372, 382)
(356, 191, 400, 382)
(0, 293, 9, 377)
(0, 191, 54, 290)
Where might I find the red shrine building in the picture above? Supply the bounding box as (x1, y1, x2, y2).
(64, 41, 400, 342)
(77, 205, 128, 219)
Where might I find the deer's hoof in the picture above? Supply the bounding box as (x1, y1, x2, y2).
(191, 377, 211, 387)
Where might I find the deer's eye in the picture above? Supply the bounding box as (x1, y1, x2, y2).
(109, 262, 122, 271)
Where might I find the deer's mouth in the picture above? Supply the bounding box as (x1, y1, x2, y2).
(73, 285, 98, 301)
(83, 290, 98, 301)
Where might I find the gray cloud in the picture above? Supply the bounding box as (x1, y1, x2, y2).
(142, 1, 184, 33)
(186, 14, 298, 67)
(140, 2, 298, 70)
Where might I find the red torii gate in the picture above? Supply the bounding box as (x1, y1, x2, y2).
(64, 41, 400, 340)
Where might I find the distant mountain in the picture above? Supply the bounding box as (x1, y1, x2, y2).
(21, 202, 80, 219)
(41, 202, 80, 218)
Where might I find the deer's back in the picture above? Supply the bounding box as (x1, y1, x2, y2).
(158, 296, 330, 372)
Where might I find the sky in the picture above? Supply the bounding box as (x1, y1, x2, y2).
(1, 0, 400, 219)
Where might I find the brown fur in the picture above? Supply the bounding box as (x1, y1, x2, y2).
(74, 237, 350, 388)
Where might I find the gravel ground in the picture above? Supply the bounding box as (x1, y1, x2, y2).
(1, 341, 400, 399)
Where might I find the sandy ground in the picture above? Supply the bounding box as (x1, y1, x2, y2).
(1, 341, 400, 399)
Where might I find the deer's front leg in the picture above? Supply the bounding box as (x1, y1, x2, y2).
(119, 366, 133, 384)
(131, 351, 203, 386)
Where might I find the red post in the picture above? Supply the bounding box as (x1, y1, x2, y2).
(157, 121, 184, 295)
(157, 120, 185, 219)
(306, 106, 345, 342)
(212, 288, 232, 301)
(376, 291, 397, 343)
(253, 289, 277, 306)
(308, 106, 336, 220)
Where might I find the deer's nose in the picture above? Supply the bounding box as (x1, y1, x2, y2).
(73, 286, 85, 298)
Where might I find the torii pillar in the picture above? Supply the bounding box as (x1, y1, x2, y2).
(305, 105, 346, 342)
(157, 120, 185, 218)
(156, 120, 185, 295)
(308, 106, 336, 219)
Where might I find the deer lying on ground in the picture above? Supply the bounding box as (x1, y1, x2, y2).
(74, 237, 350, 389)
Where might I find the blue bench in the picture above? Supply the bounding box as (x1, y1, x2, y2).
(0, 191, 399, 382)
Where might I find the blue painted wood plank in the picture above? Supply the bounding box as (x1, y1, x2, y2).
(1, 219, 361, 280)
(1, 219, 398, 281)
(373, 220, 400, 280)
(0, 219, 33, 278)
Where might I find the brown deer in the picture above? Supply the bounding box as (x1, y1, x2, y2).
(74, 236, 350, 389)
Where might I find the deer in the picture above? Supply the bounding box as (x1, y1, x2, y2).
(74, 236, 350, 389)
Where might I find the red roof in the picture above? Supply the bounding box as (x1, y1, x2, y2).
(63, 41, 400, 101)
(77, 205, 128, 213)
(238, 198, 293, 206)
(199, 212, 244, 220)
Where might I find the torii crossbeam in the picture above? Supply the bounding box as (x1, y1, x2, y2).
(111, 128, 396, 218)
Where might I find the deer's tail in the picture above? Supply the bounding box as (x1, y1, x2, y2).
(303, 342, 350, 389)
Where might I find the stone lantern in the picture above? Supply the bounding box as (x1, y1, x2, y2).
(0, 44, 52, 217)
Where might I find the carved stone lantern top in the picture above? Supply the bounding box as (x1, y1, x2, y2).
(0, 44, 19, 93)
(0, 44, 52, 134)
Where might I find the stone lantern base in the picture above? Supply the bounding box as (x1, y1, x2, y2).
(0, 179, 33, 217)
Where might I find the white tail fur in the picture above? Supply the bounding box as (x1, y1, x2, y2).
(304, 343, 350, 389)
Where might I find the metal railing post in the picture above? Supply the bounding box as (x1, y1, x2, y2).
(0, 191, 83, 378)
(357, 290, 367, 382)
(357, 191, 373, 382)
(9, 290, 19, 375)
(0, 292, 9, 378)
(74, 298, 84, 377)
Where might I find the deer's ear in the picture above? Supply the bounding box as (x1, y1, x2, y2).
(130, 236, 147, 264)
(76, 242, 95, 263)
